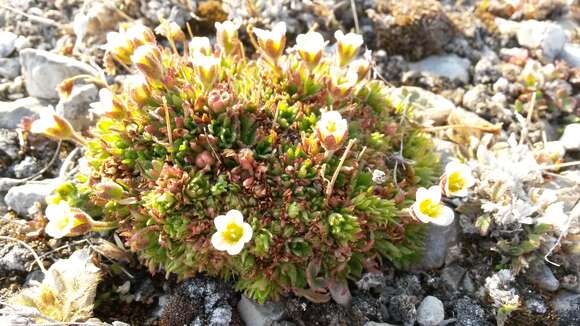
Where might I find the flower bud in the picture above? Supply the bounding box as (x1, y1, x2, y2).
(131, 44, 163, 80)
(104, 31, 134, 64)
(254, 22, 286, 62)
(57, 78, 75, 99)
(155, 20, 185, 43)
(348, 58, 370, 82)
(189, 37, 212, 56)
(90, 88, 127, 119)
(207, 89, 231, 113)
(30, 112, 75, 141)
(195, 150, 214, 168)
(194, 55, 220, 89)
(126, 74, 151, 105)
(296, 31, 326, 68)
(334, 30, 363, 66)
(301, 133, 320, 156)
(126, 24, 156, 47)
(215, 20, 240, 55)
(316, 111, 348, 151)
(238, 148, 255, 170)
(95, 179, 126, 200)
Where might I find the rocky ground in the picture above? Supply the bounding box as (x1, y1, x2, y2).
(0, 0, 579, 325)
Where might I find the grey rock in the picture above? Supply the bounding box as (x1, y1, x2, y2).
(408, 54, 471, 83)
(560, 123, 580, 151)
(526, 296, 548, 315)
(454, 297, 485, 326)
(238, 295, 284, 326)
(0, 31, 18, 57)
(11, 156, 41, 179)
(561, 43, 580, 68)
(0, 129, 20, 163)
(0, 245, 30, 273)
(551, 291, 580, 325)
(56, 84, 98, 130)
(0, 58, 21, 79)
(433, 139, 458, 166)
(388, 294, 418, 326)
(4, 178, 59, 217)
(410, 221, 457, 270)
(516, 20, 567, 60)
(112, 322, 131, 326)
(387, 86, 456, 126)
(527, 261, 560, 292)
(19, 49, 97, 99)
(442, 264, 467, 291)
(417, 296, 444, 326)
(0, 97, 49, 129)
(474, 57, 501, 84)
(364, 323, 398, 326)
(462, 85, 488, 112)
(356, 272, 386, 291)
(462, 274, 476, 294)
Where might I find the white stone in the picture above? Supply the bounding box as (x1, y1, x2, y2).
(560, 43, 580, 68)
(0, 97, 50, 129)
(56, 84, 99, 130)
(495, 17, 520, 35)
(237, 295, 284, 326)
(19, 49, 98, 99)
(417, 296, 445, 326)
(517, 20, 567, 60)
(387, 86, 457, 126)
(408, 54, 471, 83)
(0, 31, 18, 57)
(4, 179, 60, 217)
(0, 57, 21, 79)
(560, 123, 580, 151)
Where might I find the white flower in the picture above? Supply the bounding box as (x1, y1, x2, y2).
(334, 30, 364, 66)
(45, 201, 89, 239)
(215, 20, 240, 54)
(315, 110, 348, 151)
(295, 31, 326, 67)
(30, 111, 75, 141)
(125, 24, 155, 46)
(441, 161, 476, 197)
(90, 88, 114, 116)
(211, 209, 253, 255)
(411, 186, 454, 226)
(536, 202, 570, 233)
(189, 37, 212, 56)
(194, 55, 220, 88)
(103, 31, 133, 64)
(254, 22, 286, 61)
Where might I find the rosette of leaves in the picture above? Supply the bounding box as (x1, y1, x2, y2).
(56, 22, 440, 303)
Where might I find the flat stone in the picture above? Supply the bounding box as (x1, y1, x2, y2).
(527, 261, 560, 292)
(387, 86, 456, 126)
(408, 54, 471, 83)
(561, 43, 580, 68)
(551, 291, 580, 325)
(19, 48, 97, 100)
(0, 31, 18, 57)
(0, 57, 21, 79)
(441, 264, 467, 291)
(238, 295, 284, 326)
(417, 296, 445, 326)
(56, 84, 98, 130)
(0, 245, 30, 273)
(409, 221, 457, 270)
(0, 97, 50, 129)
(517, 20, 567, 60)
(4, 178, 60, 217)
(560, 123, 580, 151)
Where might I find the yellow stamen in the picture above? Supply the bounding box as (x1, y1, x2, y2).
(447, 172, 465, 193)
(222, 223, 243, 244)
(419, 199, 442, 218)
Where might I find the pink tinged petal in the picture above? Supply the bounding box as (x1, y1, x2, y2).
(226, 241, 245, 255)
(214, 214, 229, 230)
(241, 223, 253, 243)
(431, 206, 455, 226)
(211, 232, 228, 251)
(226, 209, 244, 225)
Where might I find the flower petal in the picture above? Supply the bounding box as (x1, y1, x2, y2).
(427, 186, 442, 203)
(415, 187, 430, 202)
(240, 222, 253, 243)
(411, 203, 433, 224)
(226, 241, 245, 255)
(226, 209, 244, 225)
(45, 220, 68, 239)
(211, 232, 228, 251)
(431, 206, 455, 226)
(214, 214, 230, 230)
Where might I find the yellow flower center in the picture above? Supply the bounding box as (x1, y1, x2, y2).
(447, 172, 465, 193)
(419, 199, 442, 218)
(222, 223, 243, 244)
(56, 214, 71, 230)
(326, 121, 337, 133)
